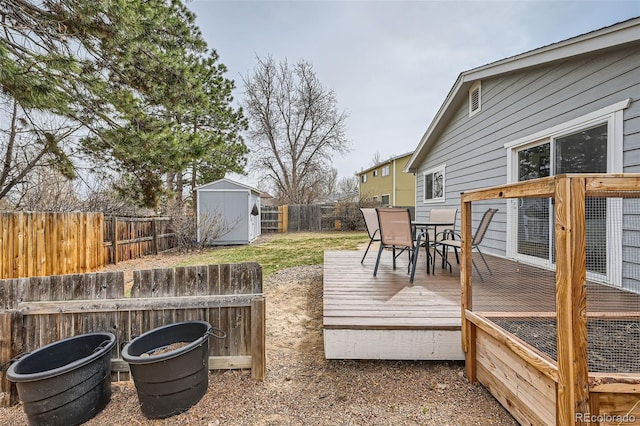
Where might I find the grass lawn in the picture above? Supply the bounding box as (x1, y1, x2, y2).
(176, 231, 368, 276)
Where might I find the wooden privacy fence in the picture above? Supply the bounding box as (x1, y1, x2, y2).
(103, 216, 177, 264)
(260, 205, 283, 233)
(260, 203, 369, 233)
(0, 212, 103, 280)
(0, 262, 266, 407)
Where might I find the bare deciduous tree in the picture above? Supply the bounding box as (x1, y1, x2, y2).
(371, 151, 382, 167)
(243, 56, 350, 204)
(336, 175, 359, 199)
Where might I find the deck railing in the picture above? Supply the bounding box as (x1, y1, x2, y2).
(459, 174, 640, 425)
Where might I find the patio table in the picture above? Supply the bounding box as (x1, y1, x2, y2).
(411, 220, 456, 273)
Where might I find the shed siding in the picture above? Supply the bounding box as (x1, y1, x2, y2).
(416, 45, 640, 265)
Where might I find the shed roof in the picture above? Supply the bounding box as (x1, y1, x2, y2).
(405, 17, 640, 173)
(195, 178, 262, 194)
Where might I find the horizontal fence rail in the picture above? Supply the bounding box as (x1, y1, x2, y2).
(0, 262, 265, 407)
(103, 216, 177, 264)
(459, 173, 640, 425)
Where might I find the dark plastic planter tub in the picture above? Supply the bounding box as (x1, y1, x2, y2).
(121, 320, 224, 419)
(6, 332, 116, 426)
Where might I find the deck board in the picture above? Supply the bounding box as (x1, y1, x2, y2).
(323, 250, 466, 360)
(323, 250, 461, 330)
(323, 249, 640, 360)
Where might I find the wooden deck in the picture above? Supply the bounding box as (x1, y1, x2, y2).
(323, 249, 465, 360)
(323, 248, 640, 360)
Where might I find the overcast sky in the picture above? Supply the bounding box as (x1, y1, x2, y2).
(187, 0, 640, 188)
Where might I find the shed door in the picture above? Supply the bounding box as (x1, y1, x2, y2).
(199, 190, 248, 244)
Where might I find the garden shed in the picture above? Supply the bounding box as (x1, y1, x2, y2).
(195, 178, 261, 245)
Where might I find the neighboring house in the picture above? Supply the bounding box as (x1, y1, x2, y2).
(405, 18, 640, 292)
(358, 151, 415, 206)
(195, 178, 261, 245)
(260, 191, 277, 207)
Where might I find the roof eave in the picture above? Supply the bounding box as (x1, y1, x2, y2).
(405, 17, 640, 173)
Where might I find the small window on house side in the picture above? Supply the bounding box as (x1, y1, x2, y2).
(423, 164, 445, 203)
(373, 170, 378, 177)
(381, 194, 390, 206)
(361, 174, 367, 183)
(382, 165, 390, 177)
(469, 81, 481, 117)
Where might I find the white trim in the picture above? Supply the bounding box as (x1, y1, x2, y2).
(196, 189, 252, 193)
(422, 163, 446, 204)
(195, 178, 261, 194)
(504, 99, 631, 150)
(197, 189, 201, 242)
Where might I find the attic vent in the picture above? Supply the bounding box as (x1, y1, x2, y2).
(469, 81, 481, 116)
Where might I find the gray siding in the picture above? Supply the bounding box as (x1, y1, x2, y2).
(415, 44, 640, 281)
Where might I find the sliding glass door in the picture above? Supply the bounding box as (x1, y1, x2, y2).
(516, 124, 608, 276)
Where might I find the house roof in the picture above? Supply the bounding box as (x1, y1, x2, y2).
(357, 151, 414, 175)
(195, 178, 262, 194)
(405, 17, 640, 173)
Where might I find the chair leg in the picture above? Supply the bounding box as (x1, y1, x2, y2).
(373, 244, 385, 277)
(410, 245, 420, 284)
(476, 246, 492, 275)
(392, 246, 397, 270)
(361, 237, 375, 263)
(472, 259, 484, 282)
(443, 245, 452, 273)
(424, 245, 431, 275)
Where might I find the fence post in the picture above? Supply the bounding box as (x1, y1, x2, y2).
(280, 205, 289, 233)
(112, 216, 118, 265)
(555, 175, 589, 425)
(251, 296, 266, 380)
(151, 218, 158, 255)
(460, 197, 476, 382)
(0, 312, 12, 407)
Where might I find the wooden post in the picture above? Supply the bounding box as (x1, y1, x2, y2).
(112, 216, 118, 265)
(0, 312, 12, 407)
(251, 296, 266, 380)
(460, 198, 476, 382)
(151, 218, 158, 255)
(555, 176, 589, 425)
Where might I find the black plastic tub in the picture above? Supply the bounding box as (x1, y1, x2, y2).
(6, 332, 116, 426)
(121, 321, 218, 419)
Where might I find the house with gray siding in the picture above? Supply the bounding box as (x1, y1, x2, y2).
(405, 18, 640, 292)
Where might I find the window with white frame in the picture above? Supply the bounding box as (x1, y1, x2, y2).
(423, 164, 445, 203)
(382, 165, 390, 177)
(361, 174, 367, 183)
(381, 194, 390, 206)
(373, 170, 378, 177)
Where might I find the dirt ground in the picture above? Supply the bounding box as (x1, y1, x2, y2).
(0, 247, 518, 425)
